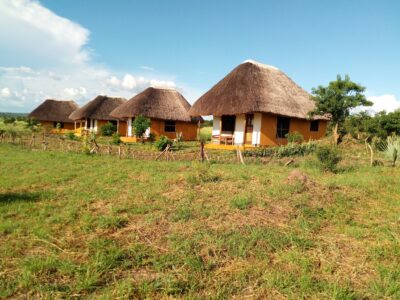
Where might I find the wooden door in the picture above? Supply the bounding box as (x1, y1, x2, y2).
(245, 114, 254, 144)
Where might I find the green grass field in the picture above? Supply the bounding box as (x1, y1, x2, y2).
(1, 143, 400, 299)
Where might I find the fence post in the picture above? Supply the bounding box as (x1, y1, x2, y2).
(200, 141, 205, 162)
(118, 145, 121, 159)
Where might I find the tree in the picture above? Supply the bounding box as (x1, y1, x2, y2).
(132, 115, 151, 142)
(310, 75, 372, 144)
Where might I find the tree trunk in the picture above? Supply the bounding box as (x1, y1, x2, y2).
(333, 122, 340, 145)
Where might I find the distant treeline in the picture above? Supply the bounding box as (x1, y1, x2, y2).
(0, 112, 28, 121)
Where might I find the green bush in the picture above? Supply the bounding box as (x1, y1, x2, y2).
(100, 122, 117, 136)
(285, 131, 304, 143)
(316, 146, 341, 172)
(154, 135, 173, 151)
(112, 133, 121, 145)
(65, 132, 78, 141)
(382, 135, 400, 167)
(132, 115, 151, 140)
(243, 141, 317, 158)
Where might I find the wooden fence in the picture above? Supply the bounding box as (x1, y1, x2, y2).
(0, 134, 265, 164)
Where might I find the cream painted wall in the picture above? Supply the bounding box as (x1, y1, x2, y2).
(212, 116, 221, 136)
(234, 114, 246, 145)
(252, 113, 262, 145)
(127, 118, 132, 137)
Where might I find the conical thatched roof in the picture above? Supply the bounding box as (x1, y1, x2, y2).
(110, 87, 201, 123)
(189, 60, 329, 120)
(29, 99, 79, 123)
(69, 96, 126, 121)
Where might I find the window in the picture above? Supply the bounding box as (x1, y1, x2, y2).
(164, 120, 176, 132)
(221, 115, 236, 133)
(310, 120, 319, 132)
(53, 122, 64, 128)
(276, 117, 290, 138)
(110, 120, 118, 126)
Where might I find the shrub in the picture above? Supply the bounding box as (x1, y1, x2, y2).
(154, 135, 173, 151)
(382, 135, 400, 167)
(100, 122, 117, 136)
(65, 132, 78, 141)
(112, 133, 121, 145)
(285, 131, 304, 143)
(243, 141, 317, 158)
(316, 146, 341, 172)
(132, 115, 151, 140)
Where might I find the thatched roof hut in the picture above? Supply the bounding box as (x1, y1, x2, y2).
(69, 96, 126, 121)
(29, 99, 79, 123)
(189, 60, 328, 120)
(110, 87, 201, 123)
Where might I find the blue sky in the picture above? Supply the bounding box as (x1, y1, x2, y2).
(0, 0, 399, 113)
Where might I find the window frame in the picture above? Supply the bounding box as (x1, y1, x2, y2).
(276, 116, 290, 138)
(221, 115, 236, 133)
(310, 120, 319, 132)
(164, 120, 176, 132)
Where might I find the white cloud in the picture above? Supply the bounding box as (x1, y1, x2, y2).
(140, 65, 155, 71)
(63, 87, 87, 98)
(367, 95, 400, 113)
(1, 87, 11, 97)
(121, 74, 137, 89)
(0, 0, 179, 112)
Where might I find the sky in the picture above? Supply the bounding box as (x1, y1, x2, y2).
(0, 0, 399, 113)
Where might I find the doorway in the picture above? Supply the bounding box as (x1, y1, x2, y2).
(245, 114, 254, 144)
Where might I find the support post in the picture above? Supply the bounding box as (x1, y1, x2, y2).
(201, 141, 205, 162)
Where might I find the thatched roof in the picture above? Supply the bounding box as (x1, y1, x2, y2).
(69, 96, 126, 121)
(29, 99, 79, 123)
(110, 87, 202, 123)
(189, 60, 329, 120)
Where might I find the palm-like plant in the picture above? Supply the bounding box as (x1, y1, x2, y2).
(383, 135, 400, 167)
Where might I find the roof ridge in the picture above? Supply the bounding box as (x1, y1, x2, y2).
(242, 59, 279, 71)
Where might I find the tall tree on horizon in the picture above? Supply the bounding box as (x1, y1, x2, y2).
(310, 75, 372, 144)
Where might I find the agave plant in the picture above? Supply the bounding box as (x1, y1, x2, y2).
(383, 135, 400, 167)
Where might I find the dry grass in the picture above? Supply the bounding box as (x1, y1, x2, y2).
(0, 142, 399, 298)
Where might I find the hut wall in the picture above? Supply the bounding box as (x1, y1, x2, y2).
(212, 116, 221, 137)
(118, 121, 127, 136)
(233, 114, 246, 145)
(252, 113, 262, 145)
(260, 113, 327, 146)
(150, 118, 198, 141)
(40, 121, 75, 133)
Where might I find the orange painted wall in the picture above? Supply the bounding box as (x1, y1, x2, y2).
(118, 121, 127, 136)
(150, 118, 198, 141)
(259, 113, 327, 146)
(40, 121, 76, 133)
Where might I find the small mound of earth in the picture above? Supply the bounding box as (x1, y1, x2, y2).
(286, 169, 311, 185)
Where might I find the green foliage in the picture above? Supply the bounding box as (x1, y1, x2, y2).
(132, 115, 151, 139)
(112, 133, 121, 145)
(345, 110, 400, 139)
(100, 122, 117, 136)
(382, 135, 400, 167)
(154, 135, 173, 151)
(26, 119, 41, 133)
(199, 126, 212, 142)
(311, 75, 371, 125)
(316, 146, 341, 172)
(65, 132, 78, 141)
(243, 141, 317, 158)
(285, 131, 304, 143)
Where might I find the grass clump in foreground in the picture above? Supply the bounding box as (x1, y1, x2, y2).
(1, 143, 400, 298)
